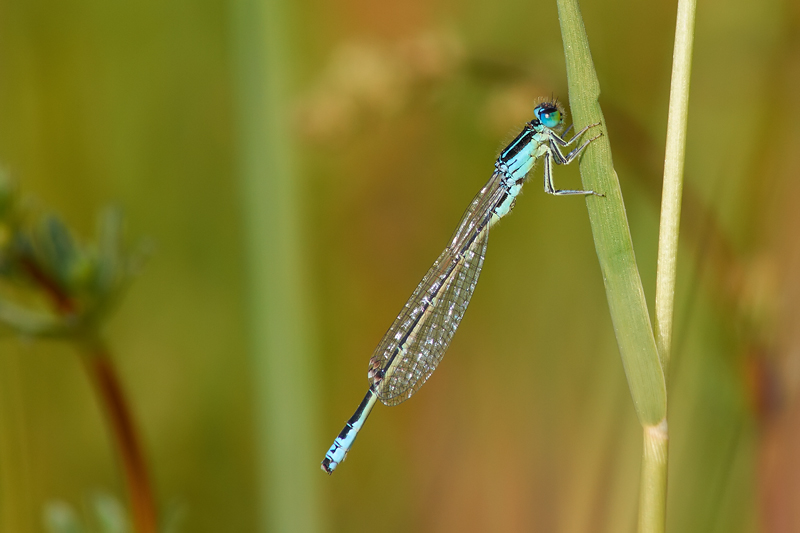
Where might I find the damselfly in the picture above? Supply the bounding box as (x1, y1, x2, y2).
(322, 100, 602, 474)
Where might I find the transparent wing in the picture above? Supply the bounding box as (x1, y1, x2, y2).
(377, 228, 488, 405)
(368, 172, 506, 405)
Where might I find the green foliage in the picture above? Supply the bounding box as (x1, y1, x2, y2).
(557, 0, 666, 427)
(0, 174, 141, 337)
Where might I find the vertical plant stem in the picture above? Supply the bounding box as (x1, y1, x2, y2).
(655, 0, 697, 370)
(639, 420, 669, 533)
(642, 0, 695, 530)
(230, 0, 321, 531)
(21, 259, 158, 533)
(556, 1, 683, 532)
(81, 339, 158, 533)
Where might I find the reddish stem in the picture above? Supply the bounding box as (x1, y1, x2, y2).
(82, 342, 158, 533)
(21, 256, 158, 532)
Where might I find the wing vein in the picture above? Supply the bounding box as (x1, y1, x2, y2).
(368, 172, 506, 405)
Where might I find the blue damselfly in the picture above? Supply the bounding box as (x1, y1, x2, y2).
(322, 100, 602, 474)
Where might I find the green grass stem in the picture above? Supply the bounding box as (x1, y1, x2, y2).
(230, 0, 322, 531)
(642, 0, 696, 529)
(656, 0, 697, 371)
(639, 420, 669, 533)
(556, 1, 672, 531)
(557, 0, 696, 531)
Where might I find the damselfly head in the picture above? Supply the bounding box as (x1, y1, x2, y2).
(533, 100, 566, 130)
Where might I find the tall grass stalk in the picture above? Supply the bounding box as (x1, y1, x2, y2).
(555, 0, 695, 531)
(643, 0, 696, 530)
(638, 419, 669, 532)
(656, 0, 696, 371)
(230, 0, 321, 531)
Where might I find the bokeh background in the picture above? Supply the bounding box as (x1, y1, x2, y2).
(1, 0, 799, 531)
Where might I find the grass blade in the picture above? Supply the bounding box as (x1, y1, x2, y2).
(556, 0, 666, 426)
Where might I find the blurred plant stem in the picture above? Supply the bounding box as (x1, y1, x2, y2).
(555, 0, 690, 532)
(230, 0, 321, 530)
(0, 185, 157, 532)
(80, 339, 157, 533)
(18, 254, 158, 533)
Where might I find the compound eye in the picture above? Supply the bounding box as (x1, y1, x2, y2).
(538, 108, 561, 129)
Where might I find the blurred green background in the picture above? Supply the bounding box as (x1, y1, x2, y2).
(1, 0, 799, 531)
